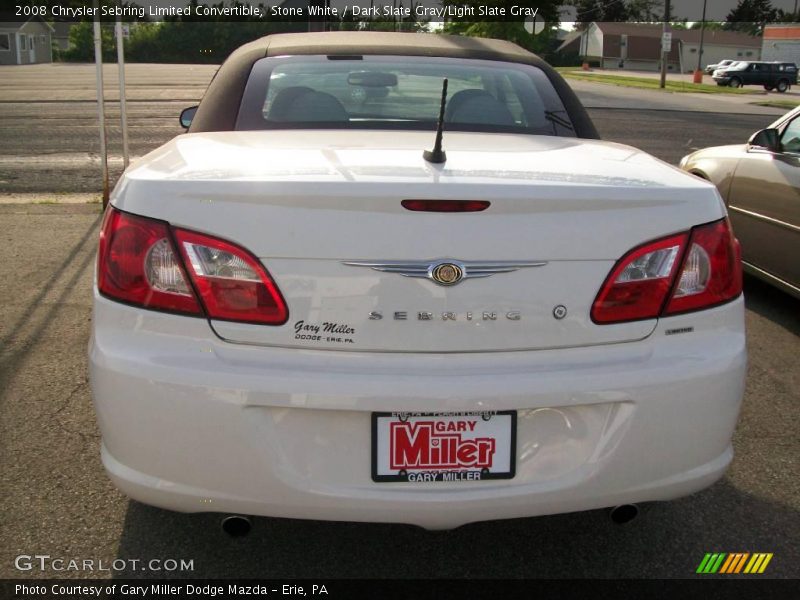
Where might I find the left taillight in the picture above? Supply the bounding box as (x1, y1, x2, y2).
(98, 207, 288, 325)
(98, 207, 202, 315)
(173, 228, 288, 325)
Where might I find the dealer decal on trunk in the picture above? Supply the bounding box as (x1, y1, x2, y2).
(293, 320, 356, 345)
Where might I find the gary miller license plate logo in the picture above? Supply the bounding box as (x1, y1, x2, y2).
(372, 412, 516, 482)
(696, 553, 773, 574)
(390, 419, 496, 471)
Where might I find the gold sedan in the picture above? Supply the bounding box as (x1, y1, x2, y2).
(680, 108, 800, 299)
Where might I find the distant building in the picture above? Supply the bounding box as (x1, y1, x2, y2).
(762, 25, 800, 64)
(0, 15, 54, 65)
(558, 23, 761, 72)
(51, 21, 75, 53)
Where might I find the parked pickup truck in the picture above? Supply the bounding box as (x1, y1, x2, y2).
(713, 60, 798, 92)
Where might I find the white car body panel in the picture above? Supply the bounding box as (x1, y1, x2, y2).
(112, 131, 726, 353)
(92, 129, 745, 529)
(90, 293, 745, 529)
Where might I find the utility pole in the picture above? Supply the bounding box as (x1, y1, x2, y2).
(115, 17, 129, 170)
(693, 0, 708, 83)
(93, 0, 109, 207)
(659, 0, 671, 89)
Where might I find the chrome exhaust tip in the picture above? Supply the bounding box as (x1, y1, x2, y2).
(221, 515, 252, 537)
(609, 504, 639, 524)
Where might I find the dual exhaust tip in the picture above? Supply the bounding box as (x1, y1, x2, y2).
(219, 505, 639, 536)
(220, 515, 252, 537)
(609, 504, 640, 525)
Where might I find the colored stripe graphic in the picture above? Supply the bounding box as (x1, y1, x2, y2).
(699, 552, 773, 574)
(744, 553, 774, 574)
(697, 553, 727, 573)
(696, 553, 714, 573)
(720, 553, 749, 574)
(733, 553, 750, 574)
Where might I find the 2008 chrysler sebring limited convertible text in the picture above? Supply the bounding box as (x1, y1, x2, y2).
(90, 32, 746, 530)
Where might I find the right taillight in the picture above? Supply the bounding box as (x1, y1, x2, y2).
(663, 218, 742, 316)
(592, 218, 742, 324)
(97, 207, 288, 325)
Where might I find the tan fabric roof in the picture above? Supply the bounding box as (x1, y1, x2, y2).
(261, 31, 538, 63)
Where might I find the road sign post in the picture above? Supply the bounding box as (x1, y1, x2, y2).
(659, 0, 671, 89)
(116, 18, 129, 170)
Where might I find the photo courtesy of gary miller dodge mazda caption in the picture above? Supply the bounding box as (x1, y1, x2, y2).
(90, 31, 745, 530)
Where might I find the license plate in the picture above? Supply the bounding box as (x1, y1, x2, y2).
(371, 411, 516, 482)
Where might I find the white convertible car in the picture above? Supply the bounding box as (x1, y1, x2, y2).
(90, 32, 746, 532)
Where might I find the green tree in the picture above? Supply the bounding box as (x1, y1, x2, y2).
(725, 0, 778, 35)
(572, 0, 671, 26)
(573, 0, 605, 27)
(626, 0, 664, 20)
(441, 1, 562, 55)
(335, 1, 429, 34)
(690, 21, 726, 31)
(125, 20, 300, 64)
(63, 21, 116, 62)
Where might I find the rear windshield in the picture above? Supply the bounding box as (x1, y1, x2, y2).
(236, 55, 575, 136)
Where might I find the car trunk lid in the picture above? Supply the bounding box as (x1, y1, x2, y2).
(115, 130, 725, 352)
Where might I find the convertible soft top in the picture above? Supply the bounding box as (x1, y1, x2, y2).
(189, 31, 598, 138)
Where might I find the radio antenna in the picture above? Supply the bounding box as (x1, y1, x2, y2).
(423, 78, 448, 164)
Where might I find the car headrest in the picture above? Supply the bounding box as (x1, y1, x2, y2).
(268, 87, 349, 123)
(445, 89, 515, 127)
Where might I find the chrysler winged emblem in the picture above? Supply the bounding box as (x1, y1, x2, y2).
(342, 259, 547, 286)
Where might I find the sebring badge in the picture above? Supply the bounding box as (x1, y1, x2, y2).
(342, 258, 547, 286)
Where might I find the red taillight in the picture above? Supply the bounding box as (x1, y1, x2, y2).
(173, 228, 288, 325)
(591, 232, 688, 324)
(98, 207, 288, 325)
(592, 218, 741, 324)
(98, 208, 202, 315)
(664, 219, 742, 315)
(401, 200, 490, 212)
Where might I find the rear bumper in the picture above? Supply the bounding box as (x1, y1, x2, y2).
(90, 293, 746, 529)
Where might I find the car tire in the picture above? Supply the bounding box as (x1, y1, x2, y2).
(764, 85, 775, 91)
(777, 80, 790, 93)
(716, 81, 726, 86)
(729, 77, 742, 88)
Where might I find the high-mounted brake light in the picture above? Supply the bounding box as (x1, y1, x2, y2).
(98, 207, 288, 325)
(592, 218, 741, 324)
(401, 200, 490, 212)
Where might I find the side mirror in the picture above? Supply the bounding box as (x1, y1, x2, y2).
(748, 128, 780, 152)
(179, 106, 198, 129)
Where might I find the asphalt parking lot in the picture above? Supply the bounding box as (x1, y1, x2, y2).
(0, 64, 798, 580)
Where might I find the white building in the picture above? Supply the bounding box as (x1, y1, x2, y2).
(762, 24, 800, 64)
(0, 15, 54, 65)
(559, 23, 761, 73)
